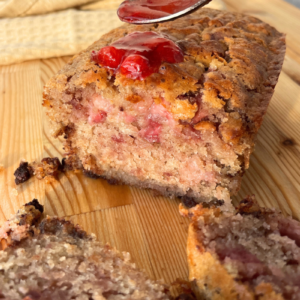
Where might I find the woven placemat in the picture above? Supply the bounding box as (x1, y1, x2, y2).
(0, 0, 225, 66)
(0, 9, 123, 65)
(0, 0, 98, 18)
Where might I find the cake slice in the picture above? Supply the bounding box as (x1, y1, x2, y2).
(181, 196, 300, 300)
(43, 8, 285, 206)
(0, 201, 170, 300)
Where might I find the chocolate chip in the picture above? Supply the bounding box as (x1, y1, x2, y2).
(63, 125, 75, 139)
(180, 196, 198, 208)
(25, 199, 44, 213)
(177, 91, 197, 103)
(14, 162, 33, 185)
(109, 75, 116, 84)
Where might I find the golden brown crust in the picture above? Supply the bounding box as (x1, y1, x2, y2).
(43, 8, 285, 161)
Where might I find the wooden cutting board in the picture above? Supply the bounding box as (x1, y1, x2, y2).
(0, 0, 300, 289)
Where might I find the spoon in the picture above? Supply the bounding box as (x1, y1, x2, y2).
(117, 0, 212, 24)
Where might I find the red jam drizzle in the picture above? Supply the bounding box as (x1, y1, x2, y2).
(117, 0, 200, 22)
(91, 31, 183, 80)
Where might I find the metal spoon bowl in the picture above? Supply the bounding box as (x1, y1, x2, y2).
(118, 0, 212, 24)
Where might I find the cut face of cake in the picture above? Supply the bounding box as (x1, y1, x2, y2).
(182, 196, 300, 300)
(43, 8, 285, 206)
(0, 201, 170, 300)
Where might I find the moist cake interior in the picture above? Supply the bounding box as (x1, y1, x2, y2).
(59, 83, 242, 203)
(43, 8, 285, 205)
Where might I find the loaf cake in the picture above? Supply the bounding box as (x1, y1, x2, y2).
(43, 8, 285, 206)
(0, 201, 170, 300)
(181, 196, 300, 300)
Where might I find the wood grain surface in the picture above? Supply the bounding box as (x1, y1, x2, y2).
(0, 0, 300, 289)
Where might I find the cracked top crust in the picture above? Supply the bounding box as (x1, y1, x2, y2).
(44, 8, 285, 161)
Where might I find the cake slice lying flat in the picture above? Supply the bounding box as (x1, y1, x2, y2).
(43, 8, 285, 206)
(181, 196, 300, 300)
(0, 201, 170, 300)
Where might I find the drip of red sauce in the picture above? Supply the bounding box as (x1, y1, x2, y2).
(118, 0, 200, 22)
(91, 31, 184, 80)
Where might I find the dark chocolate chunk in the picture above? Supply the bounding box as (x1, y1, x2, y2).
(14, 162, 32, 185)
(25, 199, 44, 213)
(180, 196, 198, 208)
